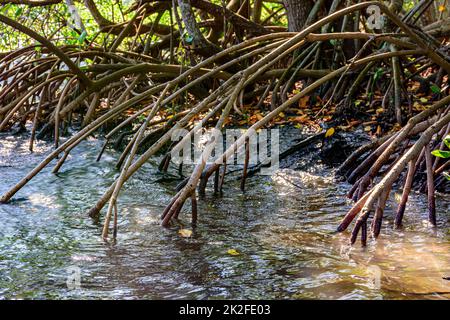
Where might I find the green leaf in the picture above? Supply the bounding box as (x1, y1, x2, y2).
(15, 7, 23, 17)
(431, 150, 450, 158)
(443, 135, 450, 149)
(373, 68, 383, 82)
(430, 84, 441, 94)
(78, 30, 87, 44)
(0, 3, 12, 13)
(443, 171, 450, 181)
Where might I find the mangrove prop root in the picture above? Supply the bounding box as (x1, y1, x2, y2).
(425, 144, 437, 226)
(394, 159, 417, 228)
(339, 98, 450, 245)
(0, 2, 448, 246)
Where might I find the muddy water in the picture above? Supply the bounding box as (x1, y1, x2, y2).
(0, 133, 449, 300)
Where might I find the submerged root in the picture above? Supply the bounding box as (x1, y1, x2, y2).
(0, 2, 449, 245)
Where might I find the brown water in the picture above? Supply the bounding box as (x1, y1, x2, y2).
(0, 133, 449, 300)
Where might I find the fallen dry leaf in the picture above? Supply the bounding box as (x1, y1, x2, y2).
(325, 127, 335, 138)
(178, 229, 193, 238)
(227, 249, 240, 256)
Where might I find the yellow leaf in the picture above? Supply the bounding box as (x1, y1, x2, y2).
(325, 127, 335, 138)
(227, 249, 240, 256)
(394, 193, 402, 203)
(420, 97, 428, 103)
(178, 229, 193, 238)
(438, 5, 445, 12)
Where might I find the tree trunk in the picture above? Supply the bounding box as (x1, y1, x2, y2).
(177, 0, 220, 56)
(282, 0, 314, 32)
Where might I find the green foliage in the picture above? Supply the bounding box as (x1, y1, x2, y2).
(0, 1, 137, 52)
(443, 172, 450, 181)
(0, 0, 289, 53)
(431, 149, 450, 158)
(78, 30, 87, 44)
(402, 0, 416, 11)
(373, 68, 383, 82)
(432, 135, 450, 158)
(444, 135, 450, 149)
(14, 7, 23, 18)
(431, 135, 450, 180)
(430, 84, 441, 94)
